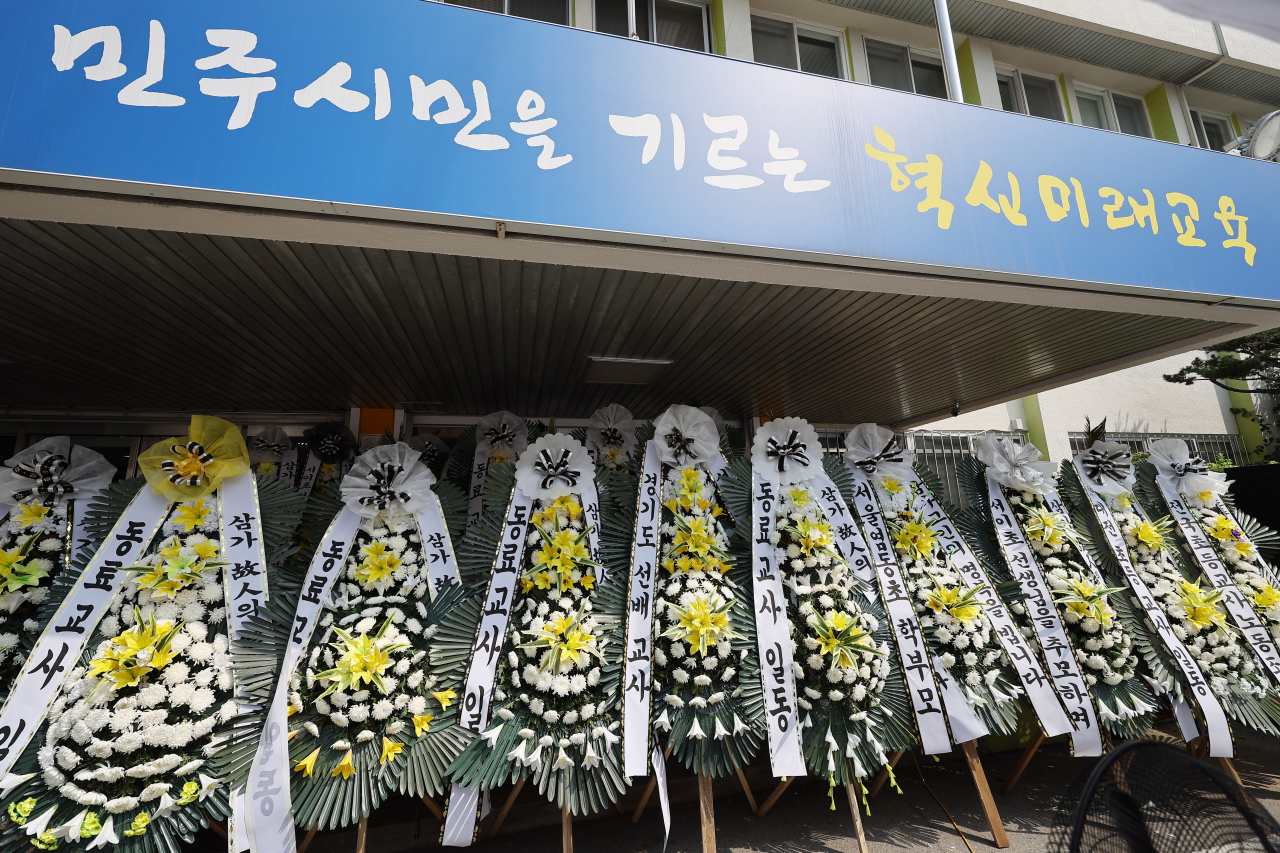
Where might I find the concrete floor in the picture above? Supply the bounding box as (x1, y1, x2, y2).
(197, 722, 1280, 853)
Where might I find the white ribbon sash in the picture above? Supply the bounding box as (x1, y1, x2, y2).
(908, 476, 1071, 739)
(622, 441, 661, 778)
(1156, 476, 1280, 687)
(845, 467, 952, 754)
(985, 474, 1102, 755)
(245, 508, 362, 853)
(0, 486, 170, 778)
(277, 449, 299, 485)
(750, 472, 806, 778)
(467, 451, 490, 530)
(220, 474, 270, 640)
(931, 659, 987, 743)
(580, 477, 604, 584)
(413, 494, 464, 601)
(297, 452, 323, 498)
(809, 472, 875, 586)
(1042, 486, 1108, 587)
(1074, 465, 1233, 757)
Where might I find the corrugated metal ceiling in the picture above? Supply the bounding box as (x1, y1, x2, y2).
(836, 0, 1275, 106)
(0, 217, 1235, 426)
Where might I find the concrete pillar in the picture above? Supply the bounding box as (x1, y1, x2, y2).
(845, 29, 868, 82)
(958, 37, 999, 108)
(1144, 82, 1193, 144)
(712, 0, 753, 60)
(573, 0, 593, 30)
(1058, 73, 1079, 124)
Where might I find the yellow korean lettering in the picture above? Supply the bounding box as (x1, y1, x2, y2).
(865, 126, 910, 191)
(1165, 193, 1206, 248)
(1099, 187, 1134, 230)
(1039, 176, 1070, 222)
(1069, 178, 1090, 227)
(905, 154, 954, 229)
(1128, 189, 1158, 234)
(1213, 195, 1257, 266)
(966, 161, 1025, 225)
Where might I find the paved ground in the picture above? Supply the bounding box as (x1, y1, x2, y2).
(197, 722, 1280, 853)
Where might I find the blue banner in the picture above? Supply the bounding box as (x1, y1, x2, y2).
(0, 0, 1276, 301)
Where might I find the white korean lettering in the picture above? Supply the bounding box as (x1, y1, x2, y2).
(609, 113, 661, 163)
(374, 68, 390, 120)
(454, 80, 509, 151)
(410, 76, 470, 123)
(763, 130, 830, 193)
(294, 61, 370, 112)
(509, 90, 570, 169)
(703, 114, 762, 189)
(118, 20, 184, 107)
(671, 113, 685, 170)
(51, 24, 126, 81)
(196, 30, 277, 130)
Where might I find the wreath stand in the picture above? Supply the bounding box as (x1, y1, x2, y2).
(866, 742, 1009, 849)
(630, 747, 761, 853)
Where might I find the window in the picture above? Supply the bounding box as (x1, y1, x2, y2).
(595, 0, 708, 50)
(1072, 85, 1154, 139)
(994, 68, 1064, 121)
(751, 16, 844, 78)
(449, 0, 569, 24)
(1190, 110, 1236, 151)
(1111, 93, 1151, 138)
(864, 38, 945, 98)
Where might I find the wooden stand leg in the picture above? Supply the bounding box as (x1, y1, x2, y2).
(355, 815, 369, 853)
(1218, 758, 1253, 808)
(869, 751, 904, 797)
(960, 741, 1009, 849)
(756, 777, 793, 818)
(297, 823, 319, 853)
(733, 762, 759, 814)
(561, 805, 573, 853)
(845, 784, 869, 853)
(207, 818, 228, 840)
(488, 778, 525, 838)
(698, 773, 716, 853)
(631, 746, 673, 823)
(421, 795, 444, 822)
(1000, 731, 1046, 796)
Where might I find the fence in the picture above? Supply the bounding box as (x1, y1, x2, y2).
(815, 428, 1029, 510)
(1067, 431, 1248, 467)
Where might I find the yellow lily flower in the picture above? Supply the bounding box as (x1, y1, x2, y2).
(1207, 515, 1239, 541)
(313, 618, 411, 698)
(520, 576, 535, 593)
(172, 500, 211, 532)
(660, 593, 742, 656)
(893, 518, 940, 562)
(808, 609, 883, 670)
(1023, 507, 1069, 549)
(520, 606, 606, 672)
(925, 583, 983, 626)
(788, 486, 811, 507)
(413, 713, 434, 737)
(380, 737, 404, 765)
(1178, 581, 1234, 634)
(190, 540, 221, 562)
(579, 573, 596, 590)
(332, 750, 355, 779)
(880, 477, 904, 496)
(12, 502, 49, 528)
(432, 688, 457, 710)
(294, 748, 320, 777)
(1253, 584, 1280, 611)
(1134, 519, 1170, 550)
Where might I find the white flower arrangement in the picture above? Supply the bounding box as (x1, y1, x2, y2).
(1005, 491, 1138, 687)
(22, 498, 232, 846)
(1186, 504, 1280, 640)
(1107, 495, 1267, 697)
(0, 498, 69, 682)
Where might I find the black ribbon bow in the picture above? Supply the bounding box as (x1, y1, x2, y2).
(12, 451, 74, 507)
(252, 435, 289, 457)
(534, 449, 580, 490)
(853, 439, 904, 474)
(1081, 446, 1133, 486)
(765, 429, 810, 473)
(598, 427, 625, 449)
(358, 462, 412, 511)
(664, 429, 698, 462)
(484, 423, 517, 447)
(1171, 456, 1210, 478)
(162, 442, 215, 487)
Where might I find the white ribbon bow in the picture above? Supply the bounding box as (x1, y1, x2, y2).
(972, 432, 1056, 494)
(340, 442, 439, 518)
(844, 423, 915, 483)
(652, 405, 720, 469)
(752, 417, 820, 486)
(1147, 438, 1231, 496)
(475, 411, 529, 459)
(586, 404, 638, 459)
(1072, 440, 1136, 497)
(515, 434, 592, 500)
(249, 426, 293, 462)
(0, 437, 116, 510)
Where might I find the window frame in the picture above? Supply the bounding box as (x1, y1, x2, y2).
(455, 0, 572, 25)
(1070, 82, 1156, 139)
(862, 35, 943, 96)
(749, 10, 848, 79)
(1189, 108, 1236, 151)
(1071, 83, 1114, 131)
(993, 62, 1068, 122)
(593, 0, 710, 52)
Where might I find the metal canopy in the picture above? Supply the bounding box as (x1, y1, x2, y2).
(0, 185, 1269, 429)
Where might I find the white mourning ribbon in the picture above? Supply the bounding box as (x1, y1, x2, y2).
(1156, 477, 1280, 687)
(750, 472, 806, 777)
(908, 475, 1071, 739)
(220, 473, 270, 639)
(985, 473, 1102, 755)
(1073, 466, 1233, 757)
(622, 440, 661, 778)
(444, 487, 535, 847)
(808, 472, 876, 588)
(414, 494, 464, 600)
(245, 508, 362, 853)
(467, 414, 528, 529)
(844, 466, 952, 754)
(0, 486, 170, 778)
(296, 451, 322, 497)
(277, 449, 299, 486)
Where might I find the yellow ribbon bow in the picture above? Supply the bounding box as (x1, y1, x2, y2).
(138, 415, 250, 501)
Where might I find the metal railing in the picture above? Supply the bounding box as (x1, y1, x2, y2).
(1068, 431, 1248, 467)
(815, 428, 1029, 510)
